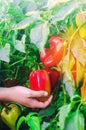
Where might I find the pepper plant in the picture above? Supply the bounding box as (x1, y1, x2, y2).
(17, 112, 41, 130)
(0, 0, 86, 130)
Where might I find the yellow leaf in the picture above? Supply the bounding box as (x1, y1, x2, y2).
(76, 11, 86, 27)
(71, 33, 86, 66)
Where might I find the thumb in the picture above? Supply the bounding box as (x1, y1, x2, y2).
(29, 90, 48, 98)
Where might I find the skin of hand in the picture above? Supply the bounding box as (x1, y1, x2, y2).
(0, 86, 53, 108)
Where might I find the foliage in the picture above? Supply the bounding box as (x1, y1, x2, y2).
(17, 112, 41, 130)
(0, 0, 86, 130)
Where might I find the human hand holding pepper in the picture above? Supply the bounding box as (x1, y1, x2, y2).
(0, 87, 53, 108)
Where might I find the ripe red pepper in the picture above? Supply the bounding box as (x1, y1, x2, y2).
(40, 35, 64, 67)
(42, 67, 61, 91)
(29, 69, 51, 102)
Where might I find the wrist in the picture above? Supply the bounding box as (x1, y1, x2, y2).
(0, 87, 13, 101)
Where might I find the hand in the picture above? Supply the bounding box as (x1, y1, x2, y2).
(5, 86, 53, 108)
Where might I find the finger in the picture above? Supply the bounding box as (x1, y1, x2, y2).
(28, 89, 48, 98)
(41, 95, 53, 108)
(28, 95, 53, 108)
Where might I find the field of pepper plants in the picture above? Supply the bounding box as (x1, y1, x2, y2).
(0, 0, 86, 129)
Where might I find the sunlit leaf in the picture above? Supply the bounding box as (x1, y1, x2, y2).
(47, 0, 70, 9)
(14, 34, 26, 53)
(0, 43, 10, 62)
(63, 72, 75, 97)
(15, 13, 41, 30)
(76, 11, 86, 27)
(26, 116, 41, 130)
(41, 122, 49, 130)
(49, 0, 81, 23)
(24, 0, 37, 13)
(30, 21, 49, 51)
(8, 3, 24, 22)
(65, 109, 84, 130)
(59, 104, 70, 130)
(25, 11, 40, 16)
(71, 33, 86, 66)
(62, 52, 75, 97)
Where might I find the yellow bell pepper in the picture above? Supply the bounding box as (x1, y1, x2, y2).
(0, 104, 21, 130)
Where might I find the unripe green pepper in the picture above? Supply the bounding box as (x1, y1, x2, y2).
(0, 104, 21, 130)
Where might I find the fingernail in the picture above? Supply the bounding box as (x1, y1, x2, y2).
(44, 92, 48, 96)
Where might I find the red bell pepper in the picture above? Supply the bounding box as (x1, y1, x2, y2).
(40, 35, 64, 67)
(29, 69, 51, 102)
(42, 67, 61, 91)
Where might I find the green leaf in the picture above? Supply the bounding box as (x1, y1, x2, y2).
(25, 112, 41, 130)
(39, 106, 56, 118)
(22, 0, 37, 13)
(59, 100, 78, 130)
(25, 11, 40, 17)
(47, 0, 69, 10)
(81, 105, 86, 118)
(59, 104, 70, 130)
(0, 43, 10, 62)
(63, 72, 74, 97)
(17, 116, 26, 130)
(15, 13, 41, 30)
(8, 2, 24, 23)
(49, 0, 81, 24)
(41, 122, 50, 130)
(30, 21, 49, 51)
(14, 34, 26, 53)
(65, 109, 84, 130)
(26, 112, 38, 117)
(71, 95, 81, 103)
(59, 95, 83, 130)
(26, 116, 41, 130)
(62, 52, 75, 97)
(0, 2, 7, 20)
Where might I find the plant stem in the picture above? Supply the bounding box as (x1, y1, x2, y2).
(14, 66, 19, 79)
(9, 57, 26, 67)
